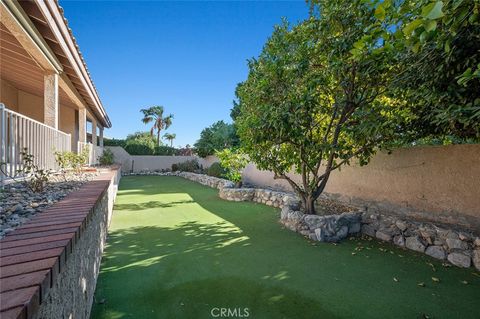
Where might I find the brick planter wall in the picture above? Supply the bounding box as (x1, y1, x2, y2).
(0, 168, 121, 319)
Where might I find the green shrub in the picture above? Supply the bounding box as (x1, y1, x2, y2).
(98, 148, 115, 165)
(171, 159, 200, 172)
(206, 162, 226, 178)
(216, 148, 248, 184)
(103, 138, 126, 147)
(124, 132, 156, 155)
(125, 143, 155, 155)
(54, 145, 89, 175)
(154, 145, 177, 155)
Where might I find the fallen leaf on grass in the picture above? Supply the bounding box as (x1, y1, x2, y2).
(461, 280, 469, 285)
(417, 282, 425, 287)
(393, 277, 399, 282)
(351, 252, 357, 256)
(432, 277, 440, 283)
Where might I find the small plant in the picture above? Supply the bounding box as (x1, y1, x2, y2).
(206, 162, 227, 178)
(98, 148, 115, 165)
(54, 144, 90, 179)
(171, 159, 201, 172)
(215, 148, 248, 187)
(0, 148, 51, 192)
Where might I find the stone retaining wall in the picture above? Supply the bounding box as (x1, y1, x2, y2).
(33, 169, 120, 319)
(124, 171, 480, 271)
(280, 206, 362, 242)
(361, 213, 480, 269)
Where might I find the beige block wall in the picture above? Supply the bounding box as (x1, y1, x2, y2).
(0, 80, 18, 110)
(59, 105, 76, 146)
(242, 144, 480, 230)
(1, 81, 44, 122)
(18, 90, 44, 122)
(106, 146, 217, 173)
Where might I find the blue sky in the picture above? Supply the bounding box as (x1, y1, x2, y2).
(61, 0, 308, 147)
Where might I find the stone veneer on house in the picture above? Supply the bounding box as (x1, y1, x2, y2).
(128, 171, 480, 271)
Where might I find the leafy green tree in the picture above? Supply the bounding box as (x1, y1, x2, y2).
(359, 0, 480, 142)
(163, 133, 176, 147)
(194, 121, 239, 157)
(140, 106, 174, 146)
(235, 1, 408, 214)
(124, 132, 157, 155)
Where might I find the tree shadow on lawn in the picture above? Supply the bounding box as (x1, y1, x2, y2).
(93, 176, 480, 319)
(114, 199, 195, 211)
(92, 222, 338, 319)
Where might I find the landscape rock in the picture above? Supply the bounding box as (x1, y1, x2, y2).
(405, 236, 426, 253)
(474, 237, 480, 247)
(393, 235, 405, 247)
(395, 220, 408, 232)
(376, 230, 392, 242)
(0, 172, 97, 239)
(473, 249, 480, 271)
(447, 252, 471, 268)
(280, 207, 291, 220)
(348, 222, 361, 234)
(425, 245, 446, 260)
(361, 224, 376, 237)
(446, 238, 469, 251)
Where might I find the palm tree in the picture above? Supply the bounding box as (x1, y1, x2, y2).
(140, 106, 174, 146)
(163, 133, 176, 147)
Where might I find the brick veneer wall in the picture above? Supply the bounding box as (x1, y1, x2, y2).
(0, 168, 121, 319)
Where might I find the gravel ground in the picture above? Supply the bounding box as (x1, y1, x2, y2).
(315, 198, 356, 215)
(0, 172, 97, 239)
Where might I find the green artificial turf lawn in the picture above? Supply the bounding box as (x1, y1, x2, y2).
(91, 176, 480, 319)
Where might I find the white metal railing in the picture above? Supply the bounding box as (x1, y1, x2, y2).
(0, 103, 71, 186)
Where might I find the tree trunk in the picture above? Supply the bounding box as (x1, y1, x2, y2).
(157, 130, 161, 146)
(170, 140, 173, 147)
(302, 195, 316, 214)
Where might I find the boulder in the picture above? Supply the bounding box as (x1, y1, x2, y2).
(446, 238, 468, 251)
(458, 232, 472, 242)
(474, 237, 480, 247)
(473, 249, 480, 271)
(335, 226, 349, 241)
(405, 236, 426, 253)
(425, 245, 446, 260)
(348, 223, 361, 234)
(304, 215, 326, 229)
(361, 224, 376, 237)
(287, 211, 304, 225)
(280, 207, 291, 220)
(446, 231, 460, 240)
(315, 228, 325, 242)
(393, 235, 405, 247)
(376, 230, 392, 242)
(447, 252, 471, 268)
(395, 220, 408, 232)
